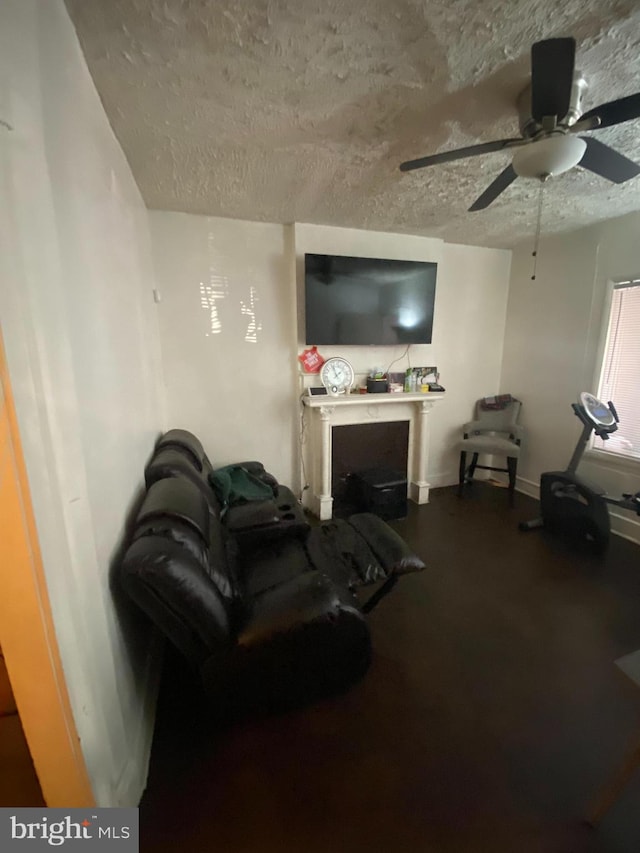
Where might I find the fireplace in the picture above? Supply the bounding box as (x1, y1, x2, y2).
(331, 421, 409, 516)
(301, 392, 445, 520)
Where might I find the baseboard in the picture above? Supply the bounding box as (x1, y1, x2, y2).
(427, 471, 514, 490)
(424, 472, 458, 490)
(515, 475, 539, 499)
(430, 473, 639, 546)
(608, 510, 640, 545)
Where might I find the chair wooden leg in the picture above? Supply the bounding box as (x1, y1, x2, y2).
(458, 451, 466, 497)
(468, 453, 479, 481)
(507, 456, 517, 506)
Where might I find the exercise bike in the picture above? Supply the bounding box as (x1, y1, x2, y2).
(519, 392, 640, 553)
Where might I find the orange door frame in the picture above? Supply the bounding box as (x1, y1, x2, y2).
(0, 329, 94, 806)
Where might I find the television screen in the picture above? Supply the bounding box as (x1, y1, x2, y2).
(304, 253, 437, 346)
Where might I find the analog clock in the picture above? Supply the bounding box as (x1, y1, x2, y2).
(320, 357, 355, 396)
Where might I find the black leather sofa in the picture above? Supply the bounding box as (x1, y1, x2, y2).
(119, 430, 425, 715)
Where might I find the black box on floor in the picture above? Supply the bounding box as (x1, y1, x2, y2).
(350, 467, 408, 521)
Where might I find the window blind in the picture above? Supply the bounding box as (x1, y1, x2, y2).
(595, 280, 640, 460)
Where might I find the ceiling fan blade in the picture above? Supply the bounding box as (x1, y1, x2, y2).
(468, 165, 518, 211)
(399, 138, 524, 172)
(530, 38, 576, 122)
(578, 136, 640, 183)
(580, 92, 640, 130)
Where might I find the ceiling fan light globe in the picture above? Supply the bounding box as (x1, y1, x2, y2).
(512, 135, 587, 178)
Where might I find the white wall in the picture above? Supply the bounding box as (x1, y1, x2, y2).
(150, 214, 511, 490)
(149, 212, 298, 481)
(0, 1, 164, 805)
(501, 211, 640, 543)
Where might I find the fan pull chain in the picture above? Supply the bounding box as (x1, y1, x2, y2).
(531, 176, 547, 281)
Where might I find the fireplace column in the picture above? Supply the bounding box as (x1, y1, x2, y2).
(409, 399, 435, 504)
(317, 405, 335, 520)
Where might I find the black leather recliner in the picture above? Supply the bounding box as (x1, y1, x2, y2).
(120, 430, 426, 715)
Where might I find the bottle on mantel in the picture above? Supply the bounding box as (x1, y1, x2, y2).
(404, 369, 413, 393)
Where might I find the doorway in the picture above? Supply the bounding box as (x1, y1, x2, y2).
(0, 646, 43, 805)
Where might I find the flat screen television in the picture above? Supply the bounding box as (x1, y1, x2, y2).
(304, 253, 437, 346)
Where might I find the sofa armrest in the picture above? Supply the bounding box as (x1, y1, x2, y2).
(462, 419, 483, 436)
(509, 425, 525, 443)
(225, 486, 310, 546)
(225, 501, 280, 533)
(120, 536, 232, 665)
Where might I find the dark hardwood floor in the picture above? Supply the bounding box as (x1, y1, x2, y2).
(140, 484, 640, 852)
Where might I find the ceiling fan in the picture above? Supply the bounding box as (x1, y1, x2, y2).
(399, 37, 640, 211)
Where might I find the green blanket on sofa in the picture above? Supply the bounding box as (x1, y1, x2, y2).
(210, 465, 274, 515)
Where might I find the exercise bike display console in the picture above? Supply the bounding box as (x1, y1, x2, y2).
(520, 393, 640, 553)
(580, 392, 617, 431)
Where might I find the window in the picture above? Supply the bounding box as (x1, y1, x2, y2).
(593, 279, 640, 461)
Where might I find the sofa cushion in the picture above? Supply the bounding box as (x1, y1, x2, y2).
(134, 477, 237, 604)
(304, 513, 426, 588)
(347, 513, 427, 576)
(145, 448, 223, 517)
(156, 429, 209, 472)
(202, 572, 372, 714)
(137, 476, 211, 538)
(239, 537, 313, 599)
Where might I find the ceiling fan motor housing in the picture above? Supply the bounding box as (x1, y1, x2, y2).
(518, 73, 588, 137)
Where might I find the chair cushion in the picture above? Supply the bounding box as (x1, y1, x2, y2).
(459, 435, 521, 456)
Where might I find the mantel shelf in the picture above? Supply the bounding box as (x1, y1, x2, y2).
(303, 392, 445, 408)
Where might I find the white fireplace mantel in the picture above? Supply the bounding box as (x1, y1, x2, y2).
(301, 392, 445, 519)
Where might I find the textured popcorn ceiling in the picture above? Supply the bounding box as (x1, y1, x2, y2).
(64, 0, 640, 248)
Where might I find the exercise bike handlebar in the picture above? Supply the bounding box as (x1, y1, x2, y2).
(608, 400, 620, 423)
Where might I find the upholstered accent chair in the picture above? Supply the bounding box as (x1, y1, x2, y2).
(458, 398, 523, 505)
